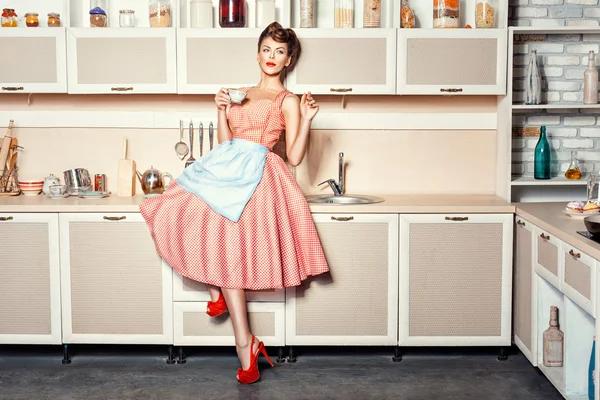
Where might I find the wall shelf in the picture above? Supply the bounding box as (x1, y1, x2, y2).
(511, 27, 600, 35)
(512, 176, 588, 186)
(513, 104, 600, 110)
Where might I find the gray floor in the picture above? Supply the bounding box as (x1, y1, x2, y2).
(0, 346, 563, 400)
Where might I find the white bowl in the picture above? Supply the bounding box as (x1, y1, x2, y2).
(229, 89, 246, 104)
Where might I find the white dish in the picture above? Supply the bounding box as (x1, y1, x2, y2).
(46, 193, 70, 199)
(77, 191, 110, 199)
(562, 209, 600, 219)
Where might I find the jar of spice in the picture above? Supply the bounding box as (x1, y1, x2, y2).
(47, 13, 61, 27)
(256, 0, 275, 28)
(25, 13, 39, 27)
(334, 0, 354, 28)
(300, 0, 314, 28)
(401, 0, 415, 28)
(149, 0, 172, 27)
(475, 0, 496, 28)
(433, 0, 459, 28)
(1, 9, 18, 27)
(90, 7, 107, 27)
(119, 10, 135, 27)
(190, 0, 213, 28)
(219, 0, 246, 28)
(363, 0, 381, 28)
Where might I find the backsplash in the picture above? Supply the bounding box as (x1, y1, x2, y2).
(509, 0, 600, 27)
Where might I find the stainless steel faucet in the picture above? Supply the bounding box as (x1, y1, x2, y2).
(318, 152, 344, 196)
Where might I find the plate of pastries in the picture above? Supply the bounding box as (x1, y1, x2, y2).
(563, 201, 600, 218)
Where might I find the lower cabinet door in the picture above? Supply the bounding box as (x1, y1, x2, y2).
(59, 213, 173, 344)
(534, 227, 561, 290)
(173, 302, 285, 346)
(561, 243, 595, 317)
(0, 213, 61, 344)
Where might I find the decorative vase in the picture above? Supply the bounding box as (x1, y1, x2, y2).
(526, 49, 541, 105)
(534, 126, 551, 180)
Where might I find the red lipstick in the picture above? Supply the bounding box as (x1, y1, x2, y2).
(266, 62, 276, 67)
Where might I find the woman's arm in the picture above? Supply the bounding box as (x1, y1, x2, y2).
(282, 92, 319, 167)
(215, 88, 233, 143)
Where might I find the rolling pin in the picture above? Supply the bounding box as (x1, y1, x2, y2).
(0, 120, 14, 177)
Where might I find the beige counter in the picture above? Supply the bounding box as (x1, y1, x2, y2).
(516, 202, 600, 261)
(0, 194, 515, 213)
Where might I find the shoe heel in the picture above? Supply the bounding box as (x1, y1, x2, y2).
(260, 344, 275, 367)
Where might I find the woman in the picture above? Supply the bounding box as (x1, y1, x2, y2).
(140, 22, 329, 384)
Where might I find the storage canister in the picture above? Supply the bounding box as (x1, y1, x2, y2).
(334, 0, 354, 28)
(190, 0, 213, 28)
(119, 10, 135, 27)
(433, 0, 459, 28)
(149, 0, 172, 27)
(363, 0, 381, 28)
(256, 0, 276, 28)
(300, 0, 314, 28)
(219, 0, 246, 28)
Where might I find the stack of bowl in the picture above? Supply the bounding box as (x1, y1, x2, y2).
(18, 180, 43, 196)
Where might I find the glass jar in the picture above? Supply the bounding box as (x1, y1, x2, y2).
(25, 13, 39, 27)
(150, 0, 172, 27)
(1, 9, 18, 27)
(119, 9, 135, 27)
(90, 8, 107, 27)
(475, 0, 496, 28)
(256, 0, 275, 28)
(433, 0, 459, 28)
(363, 0, 381, 28)
(334, 0, 354, 28)
(190, 0, 213, 28)
(588, 173, 600, 203)
(300, 0, 314, 28)
(47, 13, 61, 27)
(401, 0, 415, 28)
(219, 0, 246, 28)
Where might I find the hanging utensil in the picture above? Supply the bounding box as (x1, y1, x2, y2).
(199, 122, 204, 158)
(185, 120, 195, 168)
(209, 122, 214, 151)
(174, 120, 189, 160)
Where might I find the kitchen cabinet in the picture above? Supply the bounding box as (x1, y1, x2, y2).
(173, 302, 285, 346)
(513, 217, 537, 366)
(560, 243, 595, 317)
(534, 226, 561, 291)
(59, 213, 173, 344)
(286, 29, 397, 95)
(0, 29, 67, 94)
(397, 29, 507, 95)
(399, 214, 513, 346)
(286, 214, 399, 345)
(0, 213, 61, 344)
(66, 28, 177, 94)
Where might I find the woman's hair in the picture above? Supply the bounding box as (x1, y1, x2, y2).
(257, 22, 301, 74)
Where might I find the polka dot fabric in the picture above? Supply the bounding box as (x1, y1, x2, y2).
(139, 88, 329, 290)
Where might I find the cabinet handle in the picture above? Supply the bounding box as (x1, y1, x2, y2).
(440, 88, 463, 93)
(569, 249, 581, 259)
(517, 220, 526, 226)
(331, 216, 354, 222)
(445, 216, 469, 221)
(111, 87, 133, 92)
(540, 233, 550, 240)
(103, 216, 126, 221)
(330, 88, 353, 93)
(0, 216, 13, 221)
(2, 87, 24, 91)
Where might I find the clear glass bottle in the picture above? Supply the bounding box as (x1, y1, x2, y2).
(543, 306, 564, 367)
(190, 0, 213, 28)
(334, 0, 354, 28)
(256, 0, 276, 28)
(526, 49, 541, 105)
(149, 0, 172, 27)
(433, 0, 459, 28)
(587, 172, 600, 203)
(534, 126, 551, 180)
(219, 0, 246, 28)
(119, 10, 136, 27)
(565, 151, 582, 180)
(300, 0, 314, 28)
(363, 0, 381, 28)
(475, 0, 496, 28)
(401, 0, 415, 28)
(584, 50, 599, 104)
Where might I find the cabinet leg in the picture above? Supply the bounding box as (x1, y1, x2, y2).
(177, 346, 187, 364)
(166, 345, 176, 365)
(287, 346, 297, 363)
(61, 344, 71, 365)
(276, 347, 286, 363)
(497, 346, 508, 361)
(392, 346, 402, 362)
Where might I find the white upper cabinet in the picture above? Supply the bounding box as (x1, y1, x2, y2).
(286, 29, 397, 95)
(397, 29, 507, 95)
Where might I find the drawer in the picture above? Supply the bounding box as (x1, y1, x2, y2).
(534, 227, 560, 290)
(173, 302, 285, 346)
(561, 244, 595, 317)
(172, 272, 284, 302)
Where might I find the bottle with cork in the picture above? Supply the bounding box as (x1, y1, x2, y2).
(584, 50, 599, 105)
(543, 306, 564, 367)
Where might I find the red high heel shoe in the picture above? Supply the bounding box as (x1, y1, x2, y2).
(237, 335, 275, 384)
(206, 292, 227, 317)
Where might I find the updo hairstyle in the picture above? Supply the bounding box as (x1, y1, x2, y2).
(257, 22, 301, 74)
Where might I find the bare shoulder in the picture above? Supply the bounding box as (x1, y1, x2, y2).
(281, 93, 300, 113)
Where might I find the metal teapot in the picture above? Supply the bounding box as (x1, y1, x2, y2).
(136, 166, 172, 197)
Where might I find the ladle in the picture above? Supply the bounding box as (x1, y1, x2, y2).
(174, 120, 189, 160)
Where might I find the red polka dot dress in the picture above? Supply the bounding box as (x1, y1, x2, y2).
(140, 88, 329, 290)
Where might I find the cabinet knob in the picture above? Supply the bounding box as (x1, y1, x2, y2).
(440, 88, 463, 93)
(517, 220, 526, 226)
(540, 233, 550, 240)
(2, 87, 24, 91)
(330, 88, 353, 93)
(569, 249, 581, 259)
(103, 216, 127, 221)
(445, 216, 469, 221)
(111, 87, 134, 92)
(0, 216, 13, 221)
(331, 216, 354, 222)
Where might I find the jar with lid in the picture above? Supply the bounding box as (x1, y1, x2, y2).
(300, 0, 314, 28)
(363, 0, 381, 28)
(401, 0, 415, 28)
(475, 0, 496, 28)
(119, 10, 135, 27)
(190, 0, 213, 28)
(47, 13, 61, 27)
(433, 0, 459, 28)
(25, 13, 39, 27)
(90, 0, 109, 27)
(219, 0, 246, 28)
(150, 0, 172, 27)
(334, 0, 354, 28)
(1, 9, 18, 27)
(256, 0, 275, 28)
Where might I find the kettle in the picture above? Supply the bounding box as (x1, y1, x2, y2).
(42, 174, 60, 195)
(136, 166, 173, 197)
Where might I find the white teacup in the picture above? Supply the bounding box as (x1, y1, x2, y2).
(228, 89, 246, 104)
(49, 184, 67, 196)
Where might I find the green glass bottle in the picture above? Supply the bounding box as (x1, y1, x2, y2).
(534, 126, 551, 180)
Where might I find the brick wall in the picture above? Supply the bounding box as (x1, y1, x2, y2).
(510, 3, 600, 177)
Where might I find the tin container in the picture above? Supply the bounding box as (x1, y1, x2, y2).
(94, 174, 107, 192)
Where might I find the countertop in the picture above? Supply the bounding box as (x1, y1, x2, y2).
(0, 194, 516, 213)
(516, 202, 600, 261)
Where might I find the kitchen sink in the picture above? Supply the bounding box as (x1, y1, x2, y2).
(306, 194, 385, 205)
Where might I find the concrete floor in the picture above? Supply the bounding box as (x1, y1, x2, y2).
(0, 346, 563, 400)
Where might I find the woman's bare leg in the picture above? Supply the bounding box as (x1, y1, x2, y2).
(206, 284, 221, 302)
(221, 288, 259, 371)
